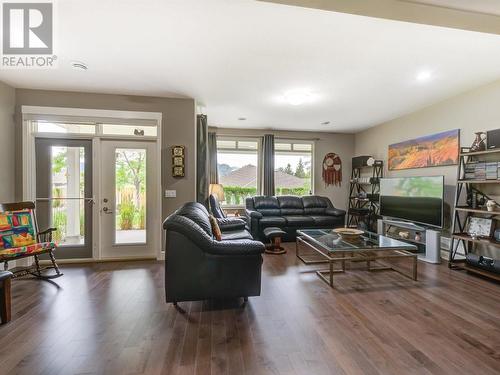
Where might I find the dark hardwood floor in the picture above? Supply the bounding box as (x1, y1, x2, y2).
(1, 244, 499, 375)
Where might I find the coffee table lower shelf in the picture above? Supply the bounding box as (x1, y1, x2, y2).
(296, 236, 417, 288)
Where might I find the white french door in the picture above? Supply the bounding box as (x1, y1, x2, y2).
(100, 140, 158, 259)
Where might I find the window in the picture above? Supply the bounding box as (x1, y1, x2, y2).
(36, 121, 96, 134)
(102, 124, 157, 137)
(274, 140, 313, 196)
(217, 138, 259, 205)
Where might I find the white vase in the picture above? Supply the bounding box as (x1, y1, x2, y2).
(486, 200, 497, 212)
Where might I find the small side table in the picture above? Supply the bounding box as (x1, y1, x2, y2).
(263, 227, 286, 254)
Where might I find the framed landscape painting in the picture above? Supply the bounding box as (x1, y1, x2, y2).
(388, 129, 459, 170)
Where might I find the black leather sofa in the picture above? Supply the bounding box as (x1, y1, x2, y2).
(245, 195, 346, 241)
(163, 202, 265, 304)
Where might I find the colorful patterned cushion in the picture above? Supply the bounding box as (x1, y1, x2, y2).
(0, 209, 37, 250)
(0, 242, 56, 258)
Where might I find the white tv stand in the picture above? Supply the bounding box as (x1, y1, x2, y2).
(377, 219, 441, 264)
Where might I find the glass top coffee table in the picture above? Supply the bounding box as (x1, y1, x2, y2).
(296, 229, 418, 287)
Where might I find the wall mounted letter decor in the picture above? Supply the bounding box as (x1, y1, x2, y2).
(172, 145, 185, 177)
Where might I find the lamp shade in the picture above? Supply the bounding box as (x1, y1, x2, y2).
(209, 183, 225, 202)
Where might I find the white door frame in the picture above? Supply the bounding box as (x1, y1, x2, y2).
(21, 105, 163, 261)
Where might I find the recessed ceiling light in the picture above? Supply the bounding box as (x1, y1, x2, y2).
(416, 70, 432, 82)
(283, 89, 315, 106)
(321, 121, 331, 126)
(71, 61, 88, 71)
(238, 117, 246, 121)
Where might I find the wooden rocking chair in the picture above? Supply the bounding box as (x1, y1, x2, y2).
(0, 202, 62, 280)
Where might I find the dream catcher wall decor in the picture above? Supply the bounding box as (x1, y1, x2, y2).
(322, 153, 342, 187)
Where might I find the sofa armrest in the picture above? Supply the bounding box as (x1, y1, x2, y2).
(245, 209, 263, 219)
(325, 208, 346, 217)
(207, 240, 265, 256)
(217, 217, 246, 231)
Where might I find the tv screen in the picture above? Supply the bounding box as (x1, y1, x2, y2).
(380, 176, 443, 228)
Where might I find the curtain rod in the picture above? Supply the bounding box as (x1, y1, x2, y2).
(213, 132, 321, 141)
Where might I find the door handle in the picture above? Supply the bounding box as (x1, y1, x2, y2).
(102, 207, 113, 214)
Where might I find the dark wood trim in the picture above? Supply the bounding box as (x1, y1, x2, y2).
(0, 277, 11, 324)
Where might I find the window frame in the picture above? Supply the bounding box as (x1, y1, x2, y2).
(274, 138, 315, 196)
(216, 136, 262, 208)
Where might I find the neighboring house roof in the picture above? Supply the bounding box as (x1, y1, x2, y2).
(219, 164, 306, 189)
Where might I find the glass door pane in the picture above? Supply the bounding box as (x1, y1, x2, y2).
(50, 146, 86, 245)
(35, 138, 93, 259)
(115, 148, 146, 244)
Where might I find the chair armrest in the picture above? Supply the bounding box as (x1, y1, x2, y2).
(207, 240, 265, 256)
(217, 217, 247, 231)
(38, 227, 57, 242)
(325, 208, 346, 217)
(245, 209, 263, 219)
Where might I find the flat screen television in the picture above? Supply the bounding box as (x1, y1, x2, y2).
(379, 176, 444, 228)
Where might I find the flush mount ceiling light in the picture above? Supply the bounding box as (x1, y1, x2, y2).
(282, 89, 315, 106)
(416, 70, 432, 82)
(71, 61, 88, 71)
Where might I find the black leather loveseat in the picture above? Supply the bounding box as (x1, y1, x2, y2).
(245, 195, 346, 241)
(163, 202, 265, 304)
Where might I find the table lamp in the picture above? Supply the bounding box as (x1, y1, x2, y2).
(209, 183, 225, 202)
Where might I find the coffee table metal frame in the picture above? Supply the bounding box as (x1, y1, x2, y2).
(296, 230, 418, 288)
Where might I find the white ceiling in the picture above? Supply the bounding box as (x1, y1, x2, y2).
(407, 0, 500, 16)
(2, 0, 500, 133)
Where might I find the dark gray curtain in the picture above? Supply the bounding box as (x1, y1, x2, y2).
(208, 132, 218, 184)
(262, 134, 275, 196)
(196, 114, 209, 206)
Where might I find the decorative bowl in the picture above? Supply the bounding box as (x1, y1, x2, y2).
(332, 228, 364, 241)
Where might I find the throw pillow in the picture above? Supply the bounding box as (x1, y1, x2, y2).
(209, 215, 222, 241)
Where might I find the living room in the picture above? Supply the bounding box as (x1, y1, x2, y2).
(1, 1, 500, 374)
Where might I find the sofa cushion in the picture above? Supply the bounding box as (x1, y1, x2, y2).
(220, 229, 253, 241)
(308, 215, 342, 227)
(259, 216, 287, 227)
(254, 196, 279, 209)
(175, 202, 213, 236)
(283, 215, 314, 227)
(253, 196, 281, 216)
(302, 196, 328, 215)
(277, 196, 304, 215)
(209, 215, 222, 241)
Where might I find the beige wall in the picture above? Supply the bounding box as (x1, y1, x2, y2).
(209, 127, 354, 210)
(0, 81, 16, 202)
(354, 78, 500, 232)
(14, 89, 196, 218)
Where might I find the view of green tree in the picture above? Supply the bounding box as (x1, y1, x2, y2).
(116, 150, 145, 207)
(294, 158, 306, 178)
(283, 163, 293, 175)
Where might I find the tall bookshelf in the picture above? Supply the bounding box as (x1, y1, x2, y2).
(449, 147, 500, 281)
(347, 160, 383, 231)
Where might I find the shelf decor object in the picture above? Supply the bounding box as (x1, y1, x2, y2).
(388, 129, 459, 170)
(171, 145, 185, 178)
(449, 146, 500, 281)
(347, 157, 383, 230)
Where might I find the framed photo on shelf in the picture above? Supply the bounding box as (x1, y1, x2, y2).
(467, 216, 493, 238)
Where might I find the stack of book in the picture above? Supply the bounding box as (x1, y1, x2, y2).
(474, 162, 486, 180)
(486, 162, 498, 180)
(464, 161, 477, 180)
